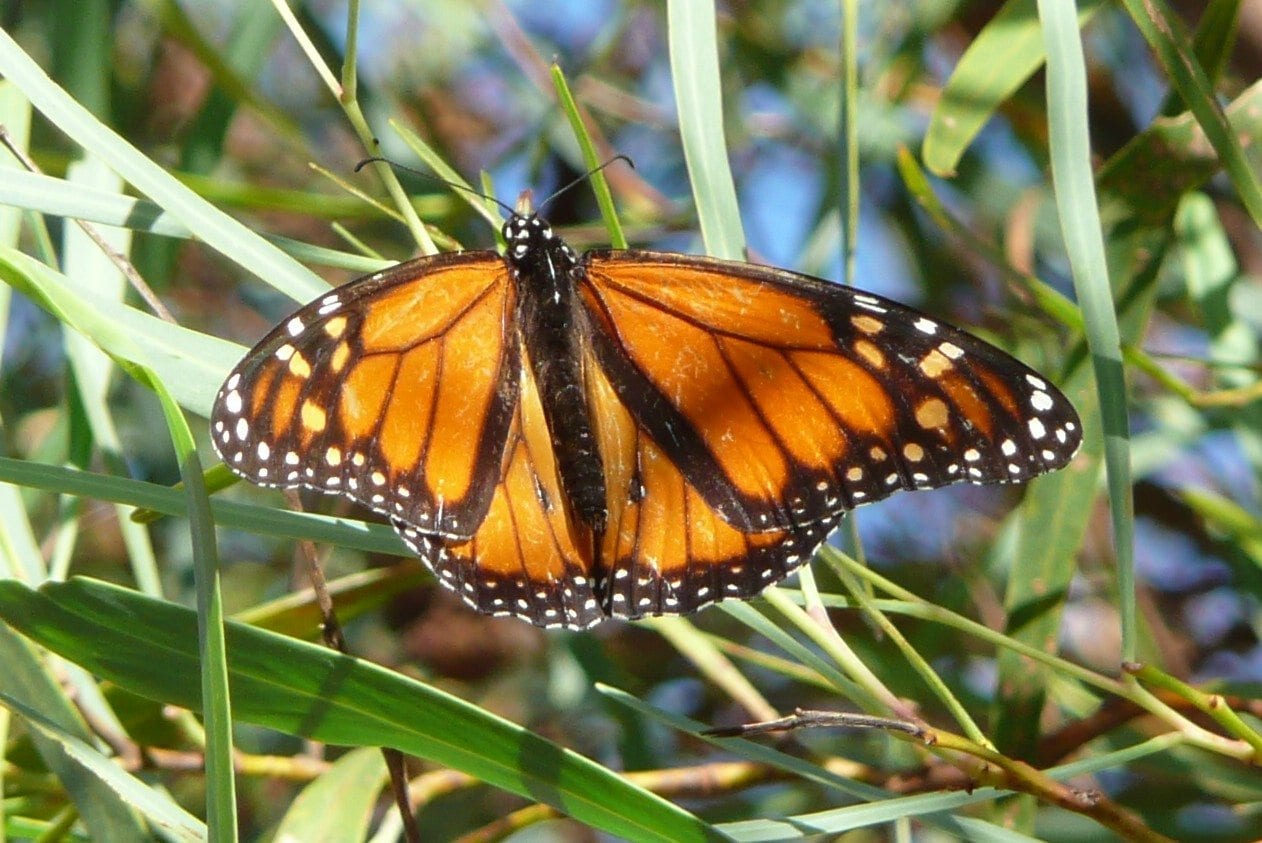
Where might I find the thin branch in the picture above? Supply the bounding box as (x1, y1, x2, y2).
(0, 125, 176, 323)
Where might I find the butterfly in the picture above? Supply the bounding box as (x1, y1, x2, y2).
(210, 188, 1082, 630)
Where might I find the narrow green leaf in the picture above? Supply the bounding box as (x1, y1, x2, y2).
(130, 365, 237, 840)
(0, 690, 204, 841)
(276, 747, 385, 843)
(667, 0, 745, 259)
(552, 64, 627, 249)
(0, 245, 240, 414)
(1037, 0, 1134, 659)
(923, 0, 1105, 176)
(0, 578, 717, 842)
(0, 621, 151, 838)
(0, 456, 404, 557)
(1161, 0, 1243, 111)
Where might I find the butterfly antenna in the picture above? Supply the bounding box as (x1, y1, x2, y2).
(537, 154, 635, 214)
(354, 156, 517, 217)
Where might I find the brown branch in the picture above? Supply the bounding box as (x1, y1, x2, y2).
(1038, 690, 1262, 766)
(282, 489, 417, 843)
(708, 710, 1172, 842)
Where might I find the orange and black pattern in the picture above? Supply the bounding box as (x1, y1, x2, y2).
(212, 210, 1081, 629)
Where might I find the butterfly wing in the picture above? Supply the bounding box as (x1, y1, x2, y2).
(216, 236, 1082, 629)
(393, 351, 605, 629)
(391, 339, 836, 627)
(579, 250, 1082, 536)
(584, 354, 840, 619)
(211, 252, 519, 539)
(395, 249, 1083, 627)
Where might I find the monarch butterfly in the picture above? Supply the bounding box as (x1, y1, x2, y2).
(211, 182, 1081, 630)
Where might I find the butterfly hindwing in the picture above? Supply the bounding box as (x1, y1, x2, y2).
(211, 252, 519, 539)
(579, 250, 1082, 535)
(393, 355, 604, 629)
(584, 354, 839, 620)
(392, 344, 838, 628)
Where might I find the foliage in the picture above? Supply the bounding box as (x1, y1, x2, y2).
(1, 1, 1260, 840)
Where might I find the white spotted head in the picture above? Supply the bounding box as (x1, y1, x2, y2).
(501, 211, 577, 274)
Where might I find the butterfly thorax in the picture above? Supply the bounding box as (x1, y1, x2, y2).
(504, 213, 608, 541)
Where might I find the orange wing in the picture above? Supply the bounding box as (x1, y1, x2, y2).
(392, 348, 837, 626)
(585, 357, 839, 619)
(579, 250, 1082, 535)
(210, 252, 518, 539)
(393, 350, 605, 629)
(394, 250, 1082, 628)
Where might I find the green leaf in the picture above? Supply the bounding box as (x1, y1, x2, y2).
(0, 456, 404, 557)
(131, 363, 237, 839)
(276, 747, 385, 843)
(1037, 0, 1134, 660)
(0, 578, 718, 842)
(0, 245, 239, 415)
(668, 0, 745, 259)
(923, 0, 1105, 177)
(0, 621, 152, 839)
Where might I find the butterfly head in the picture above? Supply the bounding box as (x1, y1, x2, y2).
(502, 212, 578, 273)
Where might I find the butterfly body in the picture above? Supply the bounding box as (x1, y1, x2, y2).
(212, 206, 1082, 629)
(506, 214, 608, 537)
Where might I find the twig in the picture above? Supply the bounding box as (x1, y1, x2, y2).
(281, 489, 418, 840)
(0, 125, 176, 324)
(703, 708, 931, 741)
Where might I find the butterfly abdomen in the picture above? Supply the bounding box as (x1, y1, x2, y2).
(509, 215, 608, 536)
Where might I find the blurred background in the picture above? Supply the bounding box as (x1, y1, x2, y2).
(3, 0, 1262, 839)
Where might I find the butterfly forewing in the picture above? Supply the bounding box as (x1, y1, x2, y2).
(211, 252, 519, 539)
(579, 250, 1081, 534)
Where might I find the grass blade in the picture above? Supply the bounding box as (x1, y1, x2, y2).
(1036, 0, 1134, 659)
(0, 578, 717, 842)
(128, 364, 237, 840)
(667, 0, 745, 259)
